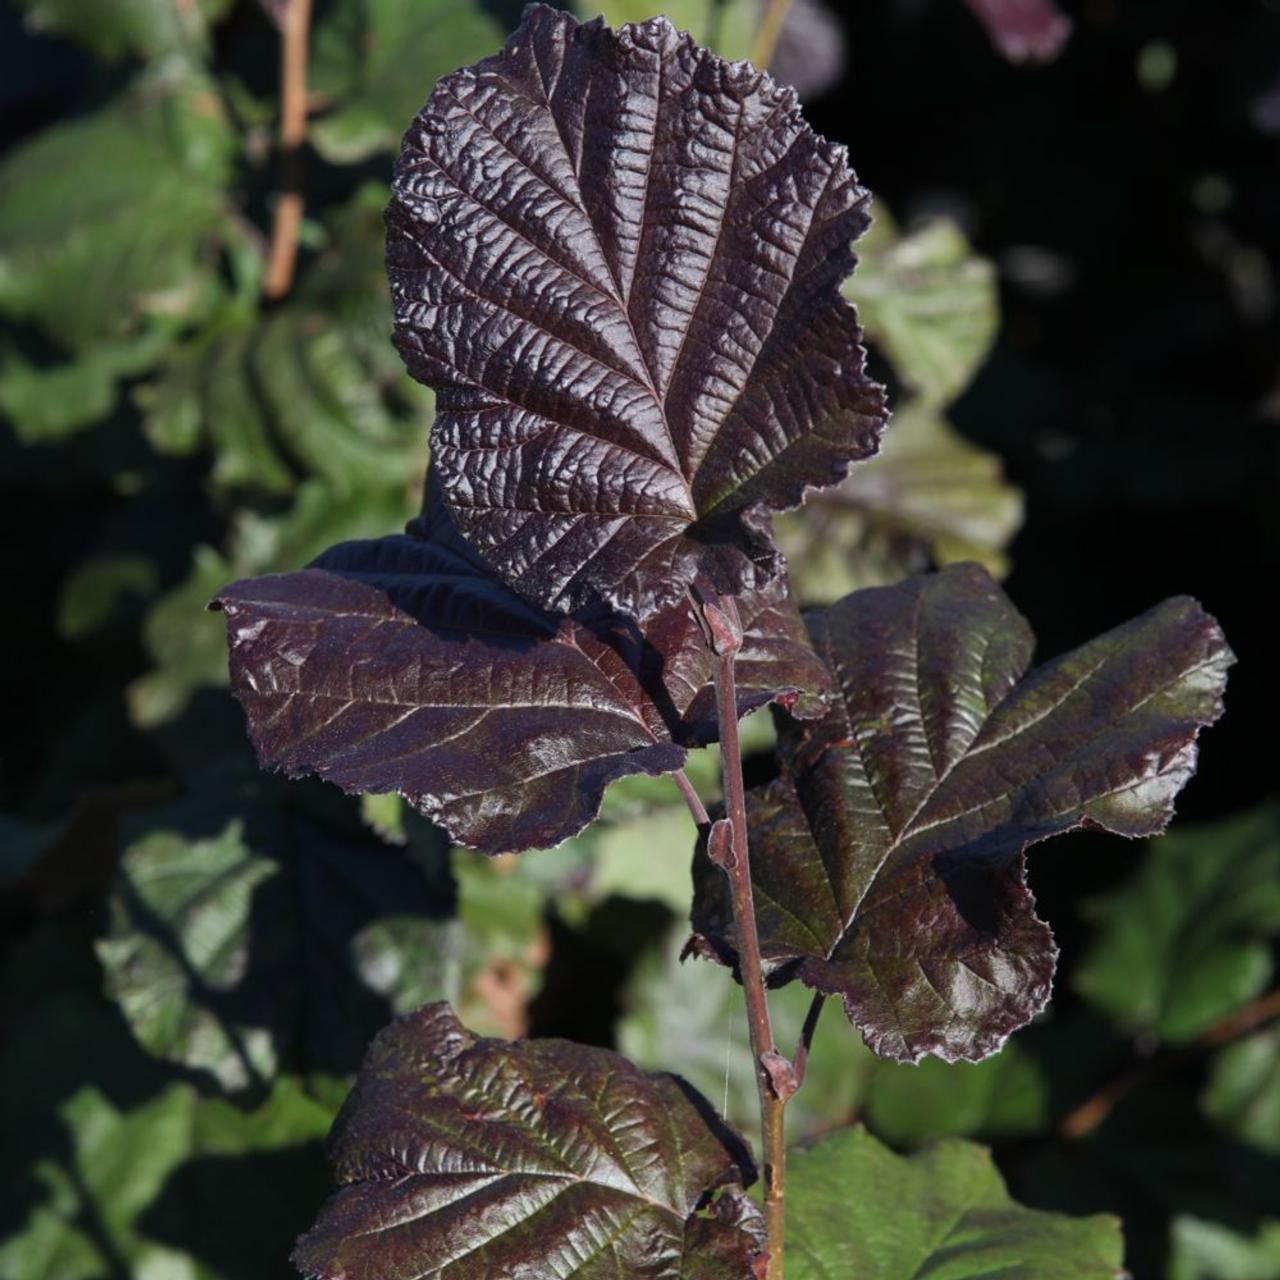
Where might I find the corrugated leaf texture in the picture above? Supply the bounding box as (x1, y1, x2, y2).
(691, 564, 1233, 1063)
(215, 488, 827, 854)
(293, 1003, 763, 1280)
(387, 3, 886, 619)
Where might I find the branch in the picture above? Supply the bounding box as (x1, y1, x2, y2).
(1060, 987, 1280, 1140)
(263, 0, 313, 299)
(706, 594, 787, 1280)
(751, 0, 797, 70)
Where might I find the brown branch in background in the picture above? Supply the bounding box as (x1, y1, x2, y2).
(263, 0, 313, 299)
(1060, 986, 1280, 1140)
(751, 0, 797, 70)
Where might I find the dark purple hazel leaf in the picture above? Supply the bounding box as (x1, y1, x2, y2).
(292, 1003, 764, 1280)
(690, 564, 1233, 1063)
(386, 4, 887, 620)
(212, 491, 827, 854)
(961, 0, 1073, 63)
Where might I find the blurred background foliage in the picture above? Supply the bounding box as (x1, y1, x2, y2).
(1, 0, 1278, 1277)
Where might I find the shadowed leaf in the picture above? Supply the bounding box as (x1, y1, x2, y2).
(216, 491, 827, 853)
(309, 0, 506, 164)
(0, 1077, 332, 1280)
(0, 67, 234, 355)
(1074, 803, 1280, 1042)
(137, 185, 429, 495)
(130, 474, 418, 728)
(847, 208, 998, 407)
(1170, 1217, 1280, 1280)
(691, 564, 1232, 1062)
(96, 770, 457, 1091)
(14, 0, 232, 61)
(785, 1126, 1125, 1278)
(777, 403, 1023, 604)
(1203, 1029, 1280, 1157)
(293, 1003, 763, 1280)
(388, 4, 885, 619)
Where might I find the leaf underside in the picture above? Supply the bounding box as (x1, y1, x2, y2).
(690, 563, 1233, 1063)
(215, 490, 828, 854)
(292, 1003, 763, 1280)
(388, 3, 886, 620)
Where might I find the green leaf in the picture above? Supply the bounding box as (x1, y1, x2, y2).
(1202, 1029, 1280, 1156)
(309, 0, 506, 163)
(777, 402, 1023, 604)
(128, 474, 418, 727)
(136, 185, 428, 493)
(863, 1038, 1048, 1146)
(1170, 1217, 1280, 1280)
(0, 67, 235, 354)
(1075, 803, 1280, 1042)
(848, 207, 999, 406)
(14, 0, 233, 61)
(96, 769, 457, 1091)
(620, 927, 875, 1144)
(785, 1126, 1126, 1279)
(56, 555, 158, 639)
(0, 1079, 333, 1280)
(293, 1003, 764, 1280)
(0, 330, 173, 442)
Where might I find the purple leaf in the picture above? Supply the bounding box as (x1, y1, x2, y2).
(213, 493, 827, 854)
(690, 564, 1233, 1063)
(387, 4, 886, 620)
(292, 1003, 764, 1280)
(961, 0, 1073, 63)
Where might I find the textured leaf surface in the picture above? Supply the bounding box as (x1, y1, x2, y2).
(0, 68, 234, 352)
(962, 0, 1073, 63)
(96, 771, 456, 1090)
(310, 0, 505, 163)
(691, 564, 1232, 1062)
(785, 1126, 1125, 1279)
(388, 4, 885, 618)
(777, 403, 1023, 604)
(216, 492, 826, 853)
(14, 0, 232, 60)
(848, 209, 998, 407)
(293, 1003, 763, 1280)
(138, 186, 428, 494)
(1074, 803, 1280, 1042)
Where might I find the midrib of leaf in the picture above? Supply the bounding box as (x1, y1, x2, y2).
(815, 607, 1205, 959)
